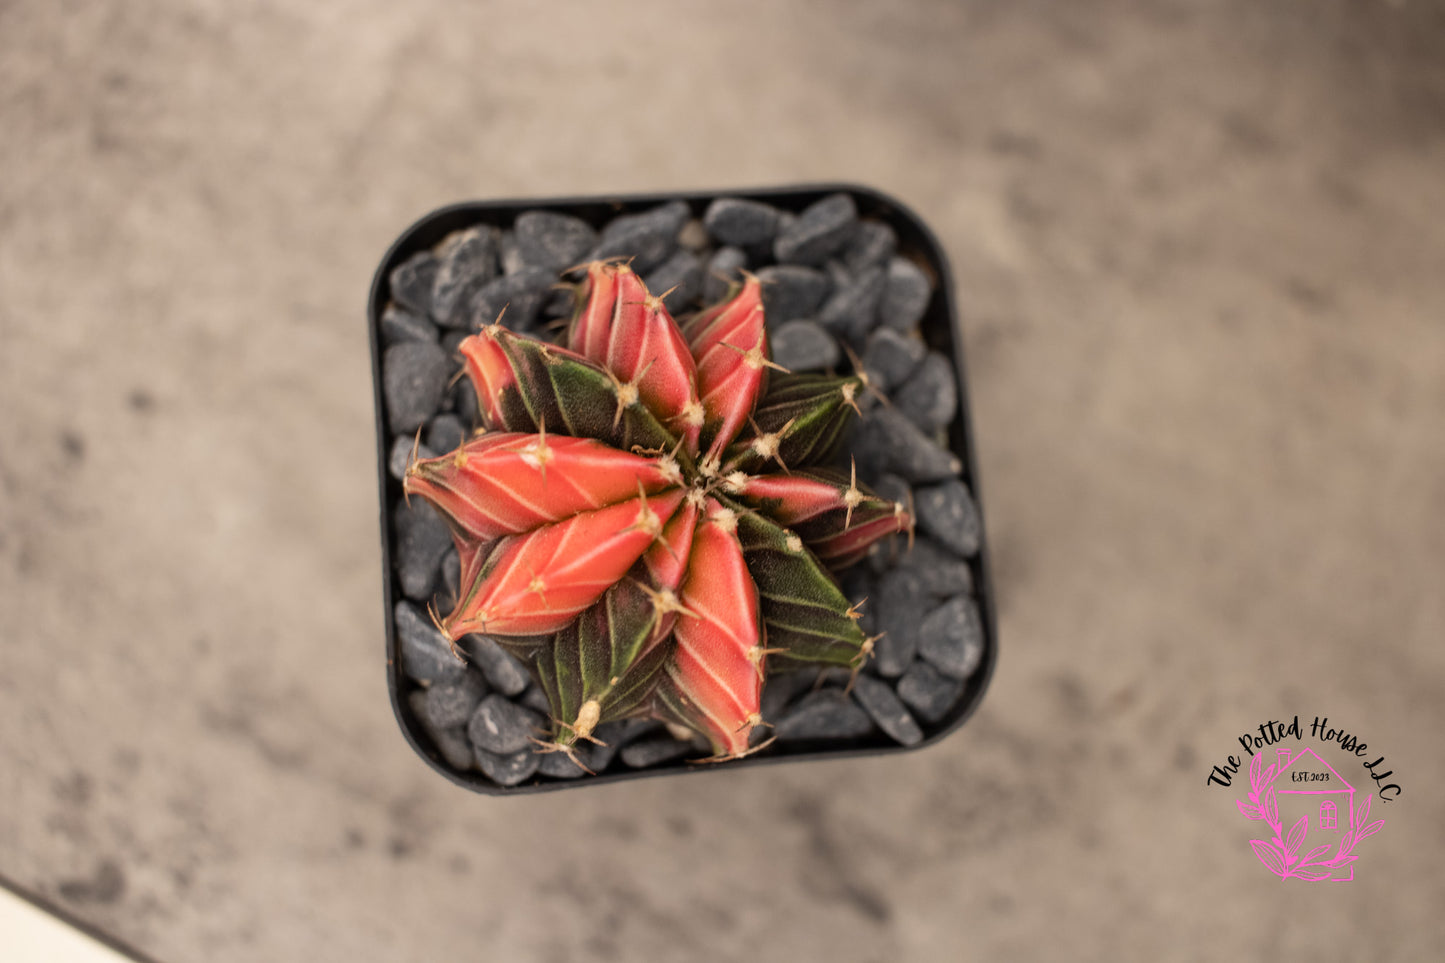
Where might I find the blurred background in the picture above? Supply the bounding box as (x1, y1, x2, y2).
(2, 1, 1443, 960)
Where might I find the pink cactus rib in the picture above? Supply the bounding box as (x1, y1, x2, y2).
(444, 488, 684, 637)
(404, 432, 675, 542)
(657, 499, 764, 756)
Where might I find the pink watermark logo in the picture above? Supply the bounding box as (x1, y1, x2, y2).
(1206, 716, 1399, 882)
(1235, 745, 1384, 881)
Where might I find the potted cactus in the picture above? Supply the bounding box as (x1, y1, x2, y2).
(370, 185, 994, 792)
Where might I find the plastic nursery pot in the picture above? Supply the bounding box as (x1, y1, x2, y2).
(369, 183, 997, 795)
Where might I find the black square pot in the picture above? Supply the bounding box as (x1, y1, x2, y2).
(369, 184, 997, 794)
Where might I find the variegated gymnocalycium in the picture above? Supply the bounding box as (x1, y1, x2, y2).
(403, 261, 911, 765)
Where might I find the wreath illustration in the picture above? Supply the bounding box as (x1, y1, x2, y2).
(1237, 752, 1384, 880)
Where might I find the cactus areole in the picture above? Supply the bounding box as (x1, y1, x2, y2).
(403, 261, 912, 769)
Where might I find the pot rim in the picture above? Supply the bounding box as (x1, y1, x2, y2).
(368, 182, 998, 795)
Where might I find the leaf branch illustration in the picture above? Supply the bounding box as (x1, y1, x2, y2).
(1239, 755, 1288, 878)
(1237, 769, 1385, 880)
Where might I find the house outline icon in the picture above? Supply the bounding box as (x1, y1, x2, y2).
(1263, 745, 1357, 881)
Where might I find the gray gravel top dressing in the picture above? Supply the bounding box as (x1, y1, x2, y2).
(370, 186, 994, 793)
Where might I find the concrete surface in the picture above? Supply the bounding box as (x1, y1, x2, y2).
(3, 1, 1443, 960)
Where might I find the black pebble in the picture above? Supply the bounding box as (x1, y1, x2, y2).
(918, 595, 984, 680)
(842, 220, 898, 272)
(644, 249, 705, 313)
(894, 352, 957, 432)
(537, 747, 591, 779)
(422, 671, 489, 730)
(620, 732, 695, 768)
(586, 721, 628, 770)
(847, 416, 890, 483)
(407, 690, 475, 771)
(818, 265, 886, 345)
(879, 257, 932, 332)
(913, 480, 981, 557)
(850, 673, 924, 746)
(760, 670, 817, 722)
(757, 264, 830, 326)
(896, 661, 965, 724)
(381, 303, 439, 345)
(473, 746, 540, 787)
(610, 718, 663, 744)
(896, 535, 974, 597)
(388, 436, 435, 481)
(458, 635, 531, 697)
(874, 569, 926, 677)
(512, 210, 598, 272)
(467, 694, 546, 756)
(862, 328, 926, 394)
(589, 201, 690, 273)
(850, 408, 961, 484)
(770, 319, 841, 372)
(774, 193, 858, 266)
(703, 197, 784, 247)
(814, 667, 855, 689)
(775, 690, 875, 741)
(467, 270, 556, 332)
(431, 227, 499, 327)
(870, 472, 911, 512)
(703, 247, 747, 304)
(382, 341, 451, 434)
(440, 330, 468, 371)
(865, 535, 910, 577)
(389, 251, 440, 317)
(394, 600, 465, 685)
(392, 499, 451, 601)
(518, 685, 551, 714)
(425, 413, 466, 456)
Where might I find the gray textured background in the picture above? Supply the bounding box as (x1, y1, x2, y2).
(2, 1, 1443, 960)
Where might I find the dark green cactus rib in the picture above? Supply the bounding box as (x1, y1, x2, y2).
(729, 502, 867, 669)
(723, 372, 862, 473)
